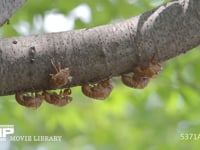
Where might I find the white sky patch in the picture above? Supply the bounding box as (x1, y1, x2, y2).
(14, 4, 91, 34)
(14, 15, 43, 35)
(44, 11, 74, 32)
(33, 15, 43, 33)
(70, 3, 91, 24)
(13, 21, 30, 35)
(44, 4, 91, 32)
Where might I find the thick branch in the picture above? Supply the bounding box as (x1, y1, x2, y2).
(0, 0, 200, 96)
(0, 0, 27, 26)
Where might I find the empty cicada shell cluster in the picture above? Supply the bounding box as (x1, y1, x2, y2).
(15, 55, 164, 108)
(15, 60, 72, 108)
(121, 56, 163, 89)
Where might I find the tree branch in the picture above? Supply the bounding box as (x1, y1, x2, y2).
(0, 0, 200, 96)
(0, 0, 27, 26)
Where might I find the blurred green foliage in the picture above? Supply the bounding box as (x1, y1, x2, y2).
(0, 0, 200, 149)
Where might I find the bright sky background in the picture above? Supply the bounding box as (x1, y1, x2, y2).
(14, 3, 91, 35)
(13, 1, 165, 35)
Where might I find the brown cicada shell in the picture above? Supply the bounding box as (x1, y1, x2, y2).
(15, 92, 43, 108)
(43, 88, 72, 107)
(49, 60, 72, 88)
(121, 55, 163, 89)
(81, 79, 114, 100)
(121, 75, 150, 89)
(133, 57, 163, 78)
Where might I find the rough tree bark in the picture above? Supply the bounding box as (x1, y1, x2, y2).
(0, 0, 27, 26)
(0, 0, 200, 96)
